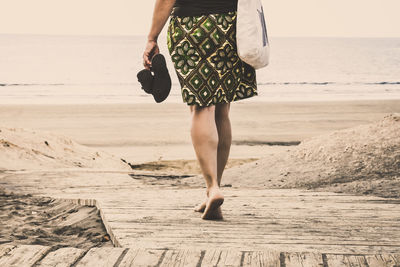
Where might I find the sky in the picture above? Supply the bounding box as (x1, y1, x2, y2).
(0, 0, 399, 37)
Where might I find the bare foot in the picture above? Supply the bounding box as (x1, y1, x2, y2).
(201, 187, 224, 220)
(194, 201, 223, 217)
(195, 200, 223, 215)
(194, 199, 207, 213)
(205, 206, 223, 220)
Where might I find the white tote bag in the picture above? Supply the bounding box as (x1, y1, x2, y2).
(236, 0, 270, 69)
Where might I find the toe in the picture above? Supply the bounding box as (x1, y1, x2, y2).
(194, 202, 206, 212)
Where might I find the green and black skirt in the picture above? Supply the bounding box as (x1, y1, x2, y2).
(167, 11, 257, 107)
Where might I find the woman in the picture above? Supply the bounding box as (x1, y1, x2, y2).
(143, 0, 257, 220)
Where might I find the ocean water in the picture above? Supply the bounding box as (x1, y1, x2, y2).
(0, 34, 399, 104)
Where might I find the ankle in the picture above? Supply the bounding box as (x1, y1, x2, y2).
(206, 186, 220, 197)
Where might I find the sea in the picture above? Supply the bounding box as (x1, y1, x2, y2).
(0, 34, 399, 104)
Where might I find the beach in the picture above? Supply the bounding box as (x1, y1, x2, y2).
(1, 99, 399, 166)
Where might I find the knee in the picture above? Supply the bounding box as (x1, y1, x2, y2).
(190, 106, 218, 144)
(191, 124, 219, 145)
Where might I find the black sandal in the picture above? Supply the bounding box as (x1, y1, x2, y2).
(137, 69, 153, 94)
(137, 54, 171, 103)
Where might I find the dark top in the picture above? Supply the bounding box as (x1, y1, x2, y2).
(172, 0, 238, 17)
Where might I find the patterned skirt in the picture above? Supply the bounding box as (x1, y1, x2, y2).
(167, 11, 257, 107)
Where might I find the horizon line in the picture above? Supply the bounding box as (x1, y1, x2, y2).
(0, 32, 400, 39)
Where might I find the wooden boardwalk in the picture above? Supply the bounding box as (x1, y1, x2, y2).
(1, 169, 400, 265)
(1, 244, 400, 266)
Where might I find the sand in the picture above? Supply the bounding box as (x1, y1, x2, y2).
(0, 127, 131, 171)
(189, 113, 399, 198)
(128, 158, 258, 175)
(1, 100, 399, 164)
(0, 187, 112, 249)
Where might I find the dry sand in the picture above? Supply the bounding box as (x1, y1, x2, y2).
(188, 113, 399, 198)
(0, 187, 112, 249)
(0, 126, 131, 171)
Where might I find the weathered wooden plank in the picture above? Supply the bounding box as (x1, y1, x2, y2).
(99, 198, 400, 209)
(325, 254, 348, 266)
(103, 213, 400, 225)
(76, 247, 125, 267)
(37, 247, 85, 267)
(115, 234, 400, 248)
(325, 254, 369, 267)
(118, 237, 399, 254)
(107, 219, 400, 229)
(117, 248, 140, 267)
(159, 249, 202, 267)
(109, 226, 400, 237)
(345, 255, 368, 266)
(0, 245, 51, 267)
(98, 193, 400, 203)
(364, 254, 398, 267)
(201, 249, 223, 267)
(99, 207, 400, 215)
(110, 226, 400, 241)
(242, 250, 280, 267)
(118, 248, 165, 266)
(103, 212, 400, 222)
(101, 209, 400, 220)
(219, 249, 243, 266)
(112, 229, 400, 241)
(98, 197, 400, 208)
(245, 251, 257, 267)
(92, 188, 378, 198)
(283, 252, 324, 267)
(391, 254, 400, 264)
(109, 230, 400, 243)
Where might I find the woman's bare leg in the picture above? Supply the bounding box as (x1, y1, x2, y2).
(194, 103, 232, 214)
(190, 104, 224, 220)
(215, 103, 232, 185)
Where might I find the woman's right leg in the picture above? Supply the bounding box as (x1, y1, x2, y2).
(194, 102, 231, 213)
(190, 104, 224, 220)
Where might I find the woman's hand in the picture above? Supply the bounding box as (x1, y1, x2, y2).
(142, 0, 176, 69)
(143, 40, 160, 70)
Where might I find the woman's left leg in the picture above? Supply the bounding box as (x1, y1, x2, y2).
(215, 102, 232, 186)
(190, 104, 224, 220)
